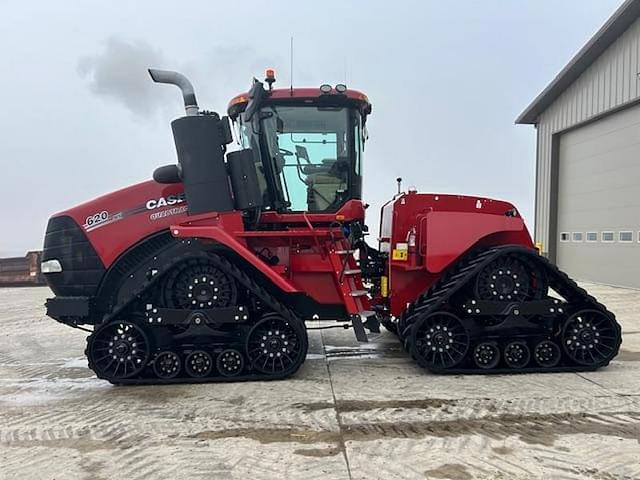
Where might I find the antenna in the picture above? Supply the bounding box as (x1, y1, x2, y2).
(290, 36, 294, 94)
(343, 56, 347, 85)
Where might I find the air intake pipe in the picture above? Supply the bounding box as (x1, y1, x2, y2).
(148, 68, 199, 116)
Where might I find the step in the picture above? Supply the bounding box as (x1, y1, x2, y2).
(350, 290, 368, 297)
(335, 249, 355, 255)
(343, 269, 362, 275)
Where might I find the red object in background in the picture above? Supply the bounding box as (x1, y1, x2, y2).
(0, 251, 45, 287)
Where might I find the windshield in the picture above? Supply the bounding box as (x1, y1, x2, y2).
(238, 105, 362, 212)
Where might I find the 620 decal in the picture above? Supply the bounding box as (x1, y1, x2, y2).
(82, 210, 124, 232)
(84, 211, 109, 228)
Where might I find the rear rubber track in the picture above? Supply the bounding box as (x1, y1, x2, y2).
(399, 245, 622, 374)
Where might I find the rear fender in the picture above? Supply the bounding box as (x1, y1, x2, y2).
(420, 211, 534, 273)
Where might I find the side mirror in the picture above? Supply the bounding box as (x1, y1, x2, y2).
(243, 79, 267, 121)
(153, 164, 182, 184)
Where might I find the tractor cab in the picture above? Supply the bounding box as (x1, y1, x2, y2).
(227, 71, 372, 214)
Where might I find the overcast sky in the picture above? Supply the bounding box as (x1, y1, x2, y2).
(0, 0, 624, 256)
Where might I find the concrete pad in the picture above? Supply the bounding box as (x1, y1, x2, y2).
(1, 284, 640, 479)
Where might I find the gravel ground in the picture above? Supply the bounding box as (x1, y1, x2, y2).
(1, 284, 639, 480)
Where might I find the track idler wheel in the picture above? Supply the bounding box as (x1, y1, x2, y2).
(153, 351, 182, 379)
(88, 321, 150, 381)
(411, 312, 470, 370)
(503, 341, 530, 369)
(473, 342, 500, 369)
(562, 310, 619, 366)
(217, 349, 244, 377)
(246, 314, 307, 376)
(533, 340, 561, 368)
(185, 350, 213, 377)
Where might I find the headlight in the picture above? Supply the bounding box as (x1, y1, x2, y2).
(41, 259, 62, 273)
(335, 83, 347, 93)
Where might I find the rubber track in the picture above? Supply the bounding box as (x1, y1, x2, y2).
(398, 245, 622, 374)
(87, 247, 309, 385)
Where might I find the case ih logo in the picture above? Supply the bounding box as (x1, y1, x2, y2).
(145, 193, 186, 210)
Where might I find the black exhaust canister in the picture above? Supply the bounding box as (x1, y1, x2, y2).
(170, 115, 234, 215)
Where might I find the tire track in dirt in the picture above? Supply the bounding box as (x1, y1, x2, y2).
(341, 410, 640, 445)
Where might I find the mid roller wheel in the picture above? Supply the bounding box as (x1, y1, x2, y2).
(533, 340, 561, 368)
(411, 312, 470, 370)
(503, 341, 530, 369)
(185, 350, 213, 378)
(562, 310, 619, 367)
(153, 351, 182, 379)
(87, 321, 150, 381)
(216, 349, 245, 377)
(246, 313, 307, 376)
(473, 342, 500, 369)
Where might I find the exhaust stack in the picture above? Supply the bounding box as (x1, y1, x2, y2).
(148, 68, 199, 116)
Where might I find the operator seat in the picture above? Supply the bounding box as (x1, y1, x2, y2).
(294, 146, 338, 211)
(308, 163, 344, 210)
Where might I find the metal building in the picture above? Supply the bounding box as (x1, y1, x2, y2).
(517, 0, 640, 288)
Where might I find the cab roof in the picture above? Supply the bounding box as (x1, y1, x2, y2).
(227, 87, 372, 120)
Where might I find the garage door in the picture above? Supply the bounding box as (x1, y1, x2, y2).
(556, 102, 640, 288)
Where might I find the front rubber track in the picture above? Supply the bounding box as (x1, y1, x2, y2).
(86, 248, 308, 385)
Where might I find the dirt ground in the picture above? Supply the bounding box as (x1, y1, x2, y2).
(1, 284, 639, 480)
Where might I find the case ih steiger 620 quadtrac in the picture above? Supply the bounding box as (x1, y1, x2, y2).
(42, 69, 621, 384)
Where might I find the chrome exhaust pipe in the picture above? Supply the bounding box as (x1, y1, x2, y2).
(148, 68, 199, 116)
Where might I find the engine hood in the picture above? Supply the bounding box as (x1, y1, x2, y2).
(50, 180, 188, 267)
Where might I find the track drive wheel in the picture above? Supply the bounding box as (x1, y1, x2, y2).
(562, 310, 619, 367)
(411, 312, 469, 370)
(246, 313, 307, 376)
(475, 254, 547, 302)
(87, 321, 150, 381)
(164, 259, 237, 309)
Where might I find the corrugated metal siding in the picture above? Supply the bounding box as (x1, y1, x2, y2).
(535, 17, 640, 255)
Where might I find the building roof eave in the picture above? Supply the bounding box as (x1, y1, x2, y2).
(516, 0, 640, 125)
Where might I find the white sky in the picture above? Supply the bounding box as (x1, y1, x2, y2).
(0, 0, 623, 256)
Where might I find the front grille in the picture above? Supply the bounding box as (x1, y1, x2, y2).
(43, 215, 105, 296)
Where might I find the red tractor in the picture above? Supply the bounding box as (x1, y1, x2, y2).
(42, 69, 621, 383)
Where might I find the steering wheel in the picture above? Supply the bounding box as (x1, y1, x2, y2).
(279, 148, 294, 157)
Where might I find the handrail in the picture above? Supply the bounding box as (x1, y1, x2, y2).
(302, 211, 324, 258)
